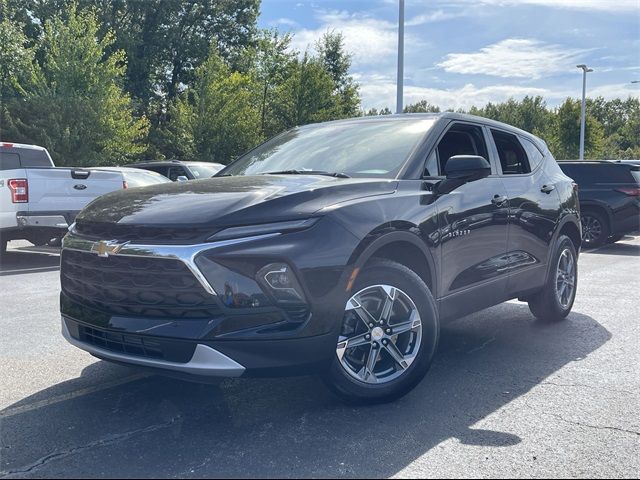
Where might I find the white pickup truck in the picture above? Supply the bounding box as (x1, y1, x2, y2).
(0, 142, 125, 253)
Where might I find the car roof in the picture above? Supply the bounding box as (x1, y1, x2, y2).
(91, 166, 167, 173)
(299, 112, 545, 147)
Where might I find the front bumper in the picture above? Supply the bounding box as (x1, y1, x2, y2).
(59, 218, 360, 378)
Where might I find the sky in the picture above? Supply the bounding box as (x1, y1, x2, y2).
(259, 0, 640, 111)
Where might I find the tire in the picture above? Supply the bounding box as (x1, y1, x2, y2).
(0, 238, 7, 255)
(528, 235, 578, 323)
(607, 233, 624, 244)
(581, 210, 610, 248)
(322, 259, 439, 404)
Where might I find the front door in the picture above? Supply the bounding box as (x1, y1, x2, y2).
(430, 122, 510, 320)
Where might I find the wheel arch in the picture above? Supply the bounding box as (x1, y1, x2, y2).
(348, 229, 437, 297)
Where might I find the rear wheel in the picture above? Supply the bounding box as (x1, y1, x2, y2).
(528, 235, 578, 323)
(607, 233, 624, 244)
(581, 210, 609, 248)
(322, 259, 439, 404)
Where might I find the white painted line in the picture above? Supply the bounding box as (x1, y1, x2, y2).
(0, 373, 147, 419)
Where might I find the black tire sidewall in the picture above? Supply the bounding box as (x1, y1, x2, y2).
(324, 259, 439, 403)
(582, 210, 609, 247)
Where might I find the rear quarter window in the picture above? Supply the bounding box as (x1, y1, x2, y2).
(16, 148, 53, 167)
(0, 152, 21, 170)
(560, 164, 637, 184)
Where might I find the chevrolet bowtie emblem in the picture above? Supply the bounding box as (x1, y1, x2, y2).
(92, 240, 128, 258)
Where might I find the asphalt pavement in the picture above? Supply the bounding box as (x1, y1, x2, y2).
(0, 237, 638, 478)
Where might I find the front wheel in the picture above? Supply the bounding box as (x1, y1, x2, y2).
(581, 210, 609, 248)
(322, 259, 439, 404)
(528, 235, 578, 323)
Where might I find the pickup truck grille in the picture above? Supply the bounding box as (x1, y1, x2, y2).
(73, 221, 214, 244)
(61, 250, 221, 319)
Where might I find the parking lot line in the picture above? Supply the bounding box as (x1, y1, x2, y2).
(0, 373, 147, 419)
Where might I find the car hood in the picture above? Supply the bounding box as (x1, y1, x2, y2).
(76, 175, 398, 227)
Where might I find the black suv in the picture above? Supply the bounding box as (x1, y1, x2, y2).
(559, 161, 640, 247)
(128, 160, 225, 181)
(60, 114, 581, 403)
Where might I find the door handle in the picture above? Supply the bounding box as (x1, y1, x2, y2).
(492, 194, 508, 206)
(541, 184, 555, 194)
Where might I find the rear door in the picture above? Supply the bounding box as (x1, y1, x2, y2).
(489, 129, 559, 294)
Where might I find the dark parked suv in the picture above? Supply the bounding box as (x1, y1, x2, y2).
(559, 161, 640, 247)
(128, 160, 225, 181)
(60, 114, 581, 403)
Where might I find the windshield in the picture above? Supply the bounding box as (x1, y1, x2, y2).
(188, 163, 224, 178)
(125, 171, 170, 187)
(222, 118, 436, 178)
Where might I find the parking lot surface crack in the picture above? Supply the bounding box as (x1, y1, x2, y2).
(0, 414, 183, 477)
(546, 413, 640, 437)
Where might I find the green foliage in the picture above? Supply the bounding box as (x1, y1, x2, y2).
(404, 100, 440, 113)
(1, 4, 148, 166)
(547, 98, 604, 160)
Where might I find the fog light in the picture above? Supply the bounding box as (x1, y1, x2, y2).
(257, 263, 306, 303)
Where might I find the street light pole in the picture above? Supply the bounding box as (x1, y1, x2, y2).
(396, 0, 405, 114)
(577, 64, 593, 161)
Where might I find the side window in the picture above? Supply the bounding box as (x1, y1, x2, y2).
(492, 130, 530, 175)
(520, 137, 544, 171)
(167, 166, 186, 181)
(146, 166, 169, 178)
(428, 123, 489, 175)
(0, 152, 21, 170)
(424, 150, 438, 177)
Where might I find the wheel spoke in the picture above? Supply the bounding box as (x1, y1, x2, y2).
(336, 333, 370, 360)
(358, 346, 380, 382)
(378, 286, 396, 323)
(390, 310, 421, 335)
(346, 297, 377, 329)
(384, 340, 410, 370)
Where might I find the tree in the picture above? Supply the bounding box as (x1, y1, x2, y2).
(404, 100, 440, 113)
(2, 5, 148, 166)
(548, 98, 605, 160)
(160, 48, 261, 164)
(271, 53, 336, 129)
(316, 31, 360, 118)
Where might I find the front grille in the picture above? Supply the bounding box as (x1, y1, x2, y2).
(61, 250, 221, 319)
(74, 221, 214, 244)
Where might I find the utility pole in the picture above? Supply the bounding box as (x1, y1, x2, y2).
(396, 0, 405, 114)
(577, 64, 593, 160)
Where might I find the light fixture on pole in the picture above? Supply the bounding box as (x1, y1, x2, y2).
(396, 0, 405, 114)
(577, 64, 593, 161)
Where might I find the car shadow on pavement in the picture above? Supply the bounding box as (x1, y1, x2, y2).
(0, 303, 610, 478)
(0, 249, 60, 275)
(582, 239, 640, 257)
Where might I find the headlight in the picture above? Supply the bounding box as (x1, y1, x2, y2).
(207, 218, 319, 242)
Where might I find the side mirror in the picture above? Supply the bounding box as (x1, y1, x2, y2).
(176, 175, 189, 182)
(445, 155, 491, 182)
(435, 155, 491, 195)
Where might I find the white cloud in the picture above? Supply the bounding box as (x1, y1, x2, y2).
(437, 39, 590, 79)
(289, 9, 427, 68)
(360, 81, 550, 111)
(269, 18, 299, 28)
(427, 0, 638, 12)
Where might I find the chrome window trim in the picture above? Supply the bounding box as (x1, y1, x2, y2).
(61, 232, 281, 295)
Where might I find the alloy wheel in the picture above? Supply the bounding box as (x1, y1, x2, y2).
(581, 215, 602, 244)
(337, 285, 422, 384)
(555, 248, 576, 309)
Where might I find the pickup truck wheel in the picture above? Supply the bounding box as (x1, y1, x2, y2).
(528, 235, 577, 323)
(581, 210, 609, 248)
(322, 259, 439, 404)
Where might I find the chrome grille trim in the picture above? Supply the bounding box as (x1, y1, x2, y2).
(61, 232, 280, 296)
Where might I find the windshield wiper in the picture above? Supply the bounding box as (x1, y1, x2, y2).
(261, 169, 350, 178)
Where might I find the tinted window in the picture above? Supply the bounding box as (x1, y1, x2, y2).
(560, 164, 636, 184)
(223, 119, 437, 178)
(19, 148, 53, 167)
(0, 152, 21, 170)
(124, 171, 170, 187)
(433, 123, 489, 174)
(187, 163, 223, 178)
(520, 137, 544, 170)
(167, 166, 188, 181)
(144, 166, 170, 177)
(492, 130, 530, 174)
